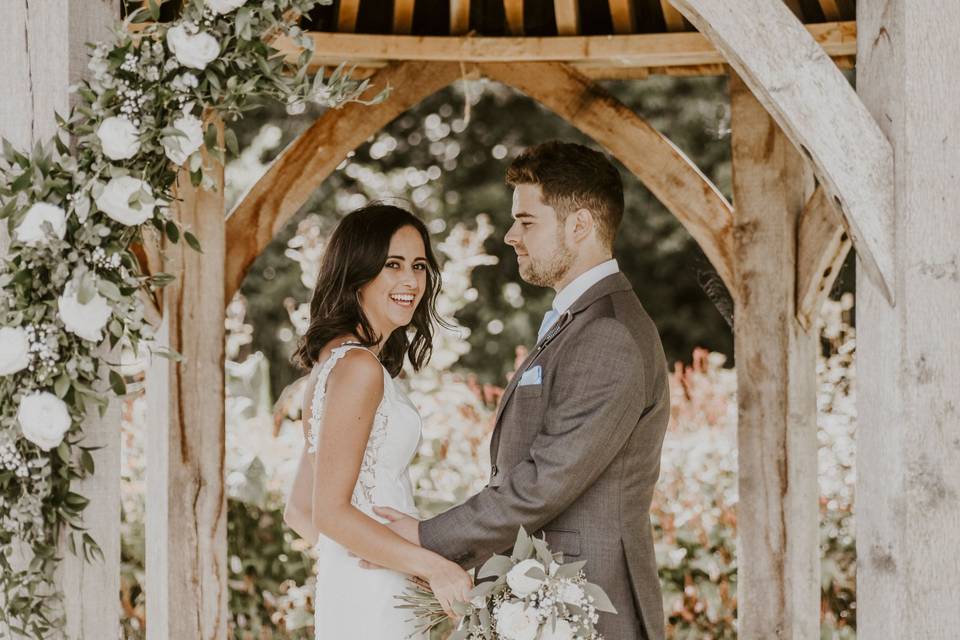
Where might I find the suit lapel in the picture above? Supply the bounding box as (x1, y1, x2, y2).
(489, 272, 635, 461)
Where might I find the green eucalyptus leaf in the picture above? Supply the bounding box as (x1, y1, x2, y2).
(184, 230, 203, 253)
(54, 374, 71, 399)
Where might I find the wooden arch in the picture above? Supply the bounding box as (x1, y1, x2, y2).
(225, 62, 736, 300)
(671, 0, 895, 304)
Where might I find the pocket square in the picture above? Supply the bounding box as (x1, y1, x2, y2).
(518, 365, 542, 386)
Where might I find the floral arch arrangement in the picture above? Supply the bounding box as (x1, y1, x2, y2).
(0, 0, 381, 633)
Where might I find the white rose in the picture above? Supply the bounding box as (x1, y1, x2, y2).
(506, 559, 546, 597)
(95, 176, 155, 226)
(96, 116, 141, 161)
(17, 392, 71, 451)
(559, 583, 585, 606)
(540, 619, 575, 640)
(166, 24, 220, 70)
(495, 601, 540, 640)
(0, 327, 31, 375)
(14, 202, 67, 246)
(162, 113, 205, 166)
(206, 0, 247, 14)
(58, 280, 113, 343)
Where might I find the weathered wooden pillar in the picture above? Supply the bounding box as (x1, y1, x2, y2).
(0, 2, 122, 638)
(729, 72, 820, 639)
(145, 127, 227, 639)
(856, 3, 960, 637)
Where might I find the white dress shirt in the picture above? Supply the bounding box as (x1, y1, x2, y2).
(538, 259, 620, 338)
(552, 258, 620, 315)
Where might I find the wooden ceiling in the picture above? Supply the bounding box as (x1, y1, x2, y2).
(300, 0, 854, 37)
(131, 1, 856, 77)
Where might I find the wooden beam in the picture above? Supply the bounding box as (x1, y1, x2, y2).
(279, 21, 856, 68)
(670, 0, 895, 304)
(225, 62, 462, 299)
(1, 1, 123, 636)
(660, 0, 686, 31)
(608, 0, 636, 34)
(450, 0, 470, 34)
(553, 0, 579, 35)
(146, 121, 227, 640)
(729, 71, 820, 640)
(393, 0, 415, 35)
(337, 0, 360, 32)
(505, 0, 524, 36)
(856, 2, 960, 636)
(796, 185, 850, 330)
(480, 61, 736, 292)
(817, 0, 841, 20)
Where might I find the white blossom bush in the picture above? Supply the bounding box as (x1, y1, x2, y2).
(655, 296, 857, 638)
(0, 0, 385, 634)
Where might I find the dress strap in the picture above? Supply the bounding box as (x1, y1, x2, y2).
(306, 343, 381, 453)
(305, 342, 391, 513)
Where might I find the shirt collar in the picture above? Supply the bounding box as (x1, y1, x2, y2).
(551, 259, 620, 314)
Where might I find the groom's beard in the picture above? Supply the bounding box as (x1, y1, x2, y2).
(520, 232, 575, 288)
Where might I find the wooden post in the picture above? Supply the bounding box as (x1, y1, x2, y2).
(729, 72, 820, 640)
(0, 2, 121, 638)
(856, 3, 960, 637)
(145, 123, 227, 640)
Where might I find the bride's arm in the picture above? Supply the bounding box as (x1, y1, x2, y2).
(310, 349, 470, 605)
(283, 445, 318, 543)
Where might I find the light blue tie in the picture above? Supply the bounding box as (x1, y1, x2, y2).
(537, 308, 560, 343)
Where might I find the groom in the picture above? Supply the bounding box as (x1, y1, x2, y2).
(377, 141, 670, 639)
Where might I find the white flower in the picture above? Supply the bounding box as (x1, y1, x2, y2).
(166, 24, 220, 70)
(162, 113, 205, 166)
(0, 327, 31, 375)
(540, 619, 575, 640)
(495, 601, 540, 640)
(58, 279, 113, 343)
(96, 116, 141, 161)
(95, 176, 155, 226)
(17, 392, 71, 451)
(14, 203, 67, 246)
(559, 583, 585, 606)
(506, 559, 545, 597)
(206, 0, 247, 14)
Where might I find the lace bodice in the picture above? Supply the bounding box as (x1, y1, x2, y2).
(306, 343, 422, 517)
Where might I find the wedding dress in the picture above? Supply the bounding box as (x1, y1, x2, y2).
(307, 343, 425, 639)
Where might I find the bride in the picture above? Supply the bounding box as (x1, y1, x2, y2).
(283, 203, 472, 637)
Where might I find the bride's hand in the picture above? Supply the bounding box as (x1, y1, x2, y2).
(425, 559, 473, 619)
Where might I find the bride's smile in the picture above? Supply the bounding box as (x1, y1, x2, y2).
(358, 224, 429, 340)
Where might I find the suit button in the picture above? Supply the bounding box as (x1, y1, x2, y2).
(491, 465, 499, 476)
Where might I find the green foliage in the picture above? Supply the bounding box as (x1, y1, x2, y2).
(0, 1, 380, 634)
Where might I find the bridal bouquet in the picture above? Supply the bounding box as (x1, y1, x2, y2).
(398, 528, 616, 639)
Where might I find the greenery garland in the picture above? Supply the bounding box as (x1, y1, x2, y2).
(0, 0, 383, 635)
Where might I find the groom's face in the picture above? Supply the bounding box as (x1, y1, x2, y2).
(506, 184, 574, 288)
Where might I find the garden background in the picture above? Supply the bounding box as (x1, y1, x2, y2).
(115, 77, 857, 639)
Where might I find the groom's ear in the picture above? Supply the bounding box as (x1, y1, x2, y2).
(570, 207, 596, 242)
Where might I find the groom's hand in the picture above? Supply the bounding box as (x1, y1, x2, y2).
(375, 506, 421, 545)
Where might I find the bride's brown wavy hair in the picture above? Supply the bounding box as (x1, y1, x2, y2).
(291, 203, 443, 377)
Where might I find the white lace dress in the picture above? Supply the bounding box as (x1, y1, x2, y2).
(307, 344, 425, 639)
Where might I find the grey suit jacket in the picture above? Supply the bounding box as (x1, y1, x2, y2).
(419, 272, 670, 640)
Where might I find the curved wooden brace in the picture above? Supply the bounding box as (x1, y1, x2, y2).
(796, 184, 851, 330)
(669, 0, 895, 304)
(224, 61, 462, 299)
(226, 60, 735, 300)
(478, 61, 736, 293)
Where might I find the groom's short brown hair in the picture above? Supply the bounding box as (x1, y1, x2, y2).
(505, 141, 624, 249)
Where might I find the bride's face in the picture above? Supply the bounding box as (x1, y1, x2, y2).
(358, 225, 429, 340)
